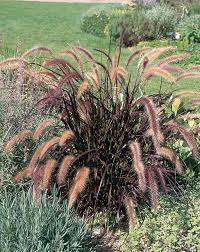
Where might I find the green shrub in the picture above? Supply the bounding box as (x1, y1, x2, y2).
(119, 180, 200, 251)
(145, 4, 178, 38)
(81, 11, 109, 38)
(109, 8, 148, 46)
(0, 186, 95, 252)
(80, 5, 121, 38)
(108, 4, 178, 46)
(81, 4, 178, 46)
(177, 15, 200, 44)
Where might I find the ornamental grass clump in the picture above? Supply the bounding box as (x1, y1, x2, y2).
(3, 45, 200, 227)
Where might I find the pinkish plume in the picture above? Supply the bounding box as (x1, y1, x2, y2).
(129, 142, 146, 193)
(165, 122, 199, 159)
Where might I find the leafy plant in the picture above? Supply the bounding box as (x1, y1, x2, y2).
(118, 179, 200, 251)
(177, 14, 200, 44)
(80, 5, 127, 38)
(81, 11, 110, 38)
(3, 46, 200, 228)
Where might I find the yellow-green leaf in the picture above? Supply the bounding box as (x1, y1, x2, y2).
(172, 97, 181, 115)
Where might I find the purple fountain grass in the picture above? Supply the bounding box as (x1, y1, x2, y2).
(3, 45, 200, 227)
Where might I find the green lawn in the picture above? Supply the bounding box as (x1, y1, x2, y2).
(0, 0, 199, 93)
(0, 0, 110, 52)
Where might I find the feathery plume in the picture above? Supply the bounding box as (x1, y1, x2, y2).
(75, 47, 99, 82)
(28, 143, 47, 172)
(188, 65, 200, 71)
(76, 47, 94, 61)
(191, 98, 200, 105)
(85, 72, 98, 87)
(129, 142, 146, 193)
(142, 67, 175, 82)
(12, 167, 32, 182)
(161, 65, 183, 73)
(4, 130, 32, 153)
(77, 100, 91, 123)
(165, 122, 199, 159)
(39, 70, 58, 80)
(39, 136, 60, 160)
(124, 196, 135, 227)
(159, 147, 183, 174)
(57, 155, 75, 185)
(44, 58, 72, 70)
(136, 96, 164, 150)
(59, 130, 74, 146)
(112, 48, 120, 68)
(144, 128, 153, 138)
(32, 164, 44, 207)
(178, 113, 200, 120)
(21, 46, 52, 58)
(77, 81, 89, 100)
(139, 47, 175, 69)
(33, 119, 55, 140)
(173, 91, 200, 99)
(42, 159, 56, 190)
(110, 66, 127, 81)
(126, 47, 151, 66)
(90, 63, 100, 86)
(147, 170, 158, 210)
(157, 53, 189, 66)
(176, 72, 200, 82)
(0, 58, 28, 69)
(68, 167, 90, 208)
(60, 48, 84, 72)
